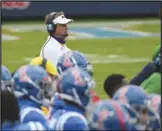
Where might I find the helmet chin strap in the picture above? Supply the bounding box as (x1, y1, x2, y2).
(56, 93, 79, 105)
(14, 91, 25, 98)
(54, 92, 86, 114)
(55, 91, 83, 108)
(42, 98, 52, 107)
(72, 88, 82, 106)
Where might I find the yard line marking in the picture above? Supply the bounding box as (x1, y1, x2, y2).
(23, 54, 150, 64)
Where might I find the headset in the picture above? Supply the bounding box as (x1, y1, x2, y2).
(46, 12, 69, 38)
(46, 12, 57, 35)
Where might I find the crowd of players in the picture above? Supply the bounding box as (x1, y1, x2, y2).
(1, 44, 161, 130)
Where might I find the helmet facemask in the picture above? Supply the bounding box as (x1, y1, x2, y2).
(1, 78, 14, 92)
(37, 76, 54, 106)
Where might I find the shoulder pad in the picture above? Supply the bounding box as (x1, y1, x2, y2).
(55, 112, 89, 130)
(20, 107, 47, 124)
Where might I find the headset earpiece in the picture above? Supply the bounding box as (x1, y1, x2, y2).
(46, 12, 57, 35)
(47, 24, 54, 32)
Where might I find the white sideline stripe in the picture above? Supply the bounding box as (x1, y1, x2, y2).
(7, 54, 150, 65)
(2, 34, 19, 41)
(2, 20, 160, 28)
(23, 55, 150, 64)
(90, 59, 149, 64)
(2, 20, 159, 40)
(98, 27, 152, 36)
(69, 31, 96, 38)
(7, 58, 149, 65)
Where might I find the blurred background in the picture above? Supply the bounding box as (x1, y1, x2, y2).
(2, 1, 160, 98)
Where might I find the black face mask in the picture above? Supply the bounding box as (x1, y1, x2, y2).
(1, 79, 14, 92)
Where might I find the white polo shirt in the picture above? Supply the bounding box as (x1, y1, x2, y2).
(40, 36, 71, 67)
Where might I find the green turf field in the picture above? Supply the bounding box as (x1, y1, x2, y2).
(2, 18, 160, 99)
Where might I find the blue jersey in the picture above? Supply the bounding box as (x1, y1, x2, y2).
(18, 97, 48, 125)
(18, 97, 41, 110)
(49, 94, 86, 116)
(49, 94, 66, 115)
(49, 110, 88, 130)
(48, 98, 88, 130)
(2, 121, 47, 131)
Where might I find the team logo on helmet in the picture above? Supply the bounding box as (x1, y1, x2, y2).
(63, 52, 73, 67)
(97, 109, 110, 130)
(71, 68, 86, 87)
(19, 66, 31, 83)
(148, 95, 161, 114)
(115, 86, 129, 104)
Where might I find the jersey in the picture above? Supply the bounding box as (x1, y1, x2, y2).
(141, 72, 161, 94)
(18, 98, 48, 124)
(48, 96, 89, 130)
(49, 93, 66, 115)
(2, 121, 47, 131)
(40, 36, 71, 67)
(48, 111, 89, 130)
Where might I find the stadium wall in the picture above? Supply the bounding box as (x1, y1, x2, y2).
(2, 1, 160, 20)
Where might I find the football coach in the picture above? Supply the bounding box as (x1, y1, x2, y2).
(40, 11, 73, 67)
